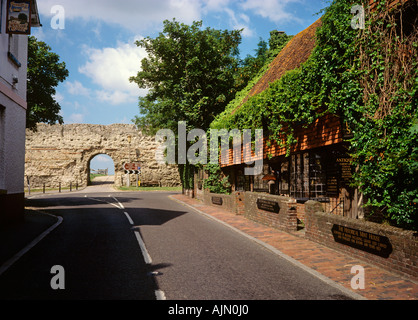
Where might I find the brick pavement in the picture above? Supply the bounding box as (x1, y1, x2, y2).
(171, 194, 418, 300)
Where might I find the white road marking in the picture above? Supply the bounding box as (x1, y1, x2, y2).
(0, 212, 63, 277)
(89, 195, 159, 292)
(134, 230, 152, 264)
(124, 212, 134, 225)
(112, 197, 124, 209)
(155, 289, 166, 300)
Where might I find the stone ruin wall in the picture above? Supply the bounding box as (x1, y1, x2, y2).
(25, 123, 181, 189)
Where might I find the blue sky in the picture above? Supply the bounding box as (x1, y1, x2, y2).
(33, 0, 329, 127)
(31, 0, 330, 174)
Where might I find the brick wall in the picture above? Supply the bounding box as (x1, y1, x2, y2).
(305, 200, 418, 280)
(201, 191, 298, 232)
(203, 192, 235, 213)
(244, 193, 297, 232)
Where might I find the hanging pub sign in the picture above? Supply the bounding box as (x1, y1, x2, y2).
(6, 0, 32, 34)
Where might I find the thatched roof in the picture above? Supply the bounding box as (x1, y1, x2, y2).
(233, 18, 322, 114)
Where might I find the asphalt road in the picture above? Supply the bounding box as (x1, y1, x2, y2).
(0, 180, 355, 301)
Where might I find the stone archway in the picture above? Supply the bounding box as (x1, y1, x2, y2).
(25, 123, 181, 189)
(86, 153, 115, 185)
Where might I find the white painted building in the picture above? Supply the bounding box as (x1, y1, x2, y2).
(0, 0, 40, 223)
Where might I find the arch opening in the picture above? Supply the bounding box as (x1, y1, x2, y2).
(87, 154, 115, 186)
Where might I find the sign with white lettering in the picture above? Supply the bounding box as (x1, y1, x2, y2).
(331, 224, 392, 258)
(256, 199, 280, 213)
(6, 0, 31, 34)
(124, 162, 141, 171)
(211, 196, 223, 205)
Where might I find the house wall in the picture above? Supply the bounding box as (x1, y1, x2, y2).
(0, 0, 29, 224)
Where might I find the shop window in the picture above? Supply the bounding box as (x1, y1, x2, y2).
(303, 152, 310, 196)
(253, 164, 269, 193)
(278, 160, 289, 196)
(309, 152, 327, 198)
(7, 34, 22, 68)
(285, 151, 328, 200)
(236, 169, 251, 192)
(290, 153, 309, 198)
(236, 170, 243, 191)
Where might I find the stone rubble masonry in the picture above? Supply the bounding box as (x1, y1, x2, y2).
(25, 123, 181, 189)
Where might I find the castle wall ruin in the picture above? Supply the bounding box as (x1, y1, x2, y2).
(25, 123, 181, 189)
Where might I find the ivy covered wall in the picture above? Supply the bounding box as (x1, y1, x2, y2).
(208, 0, 417, 230)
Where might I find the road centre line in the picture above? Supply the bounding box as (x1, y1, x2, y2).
(134, 230, 152, 264)
(124, 212, 134, 225)
(87, 196, 122, 209)
(155, 289, 166, 300)
(90, 196, 157, 292)
(108, 198, 152, 264)
(112, 196, 125, 209)
(122, 208, 163, 299)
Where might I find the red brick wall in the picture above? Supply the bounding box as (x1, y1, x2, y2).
(305, 200, 418, 280)
(244, 193, 297, 232)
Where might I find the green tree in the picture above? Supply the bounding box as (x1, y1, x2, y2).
(234, 38, 268, 89)
(26, 36, 69, 130)
(130, 19, 243, 190)
(130, 19, 242, 135)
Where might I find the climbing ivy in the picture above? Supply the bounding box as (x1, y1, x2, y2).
(209, 0, 417, 230)
(203, 163, 232, 194)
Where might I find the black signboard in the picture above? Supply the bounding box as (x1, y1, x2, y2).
(256, 199, 280, 213)
(211, 196, 223, 205)
(331, 224, 392, 258)
(336, 157, 353, 187)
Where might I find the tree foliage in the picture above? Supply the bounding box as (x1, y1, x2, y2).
(203, 163, 231, 194)
(27, 36, 69, 130)
(130, 19, 242, 135)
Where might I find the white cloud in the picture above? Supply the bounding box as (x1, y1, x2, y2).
(36, 0, 306, 41)
(94, 155, 113, 163)
(95, 90, 135, 105)
(224, 8, 254, 37)
(240, 0, 303, 24)
(66, 80, 91, 97)
(54, 92, 65, 103)
(78, 37, 148, 105)
(67, 113, 85, 123)
(37, 0, 203, 32)
(202, 0, 232, 13)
